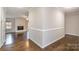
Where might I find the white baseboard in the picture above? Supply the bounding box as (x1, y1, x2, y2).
(0, 42, 4, 48)
(29, 27, 64, 48)
(42, 35, 65, 48)
(30, 39, 43, 48)
(66, 33, 79, 36)
(30, 35, 64, 48)
(0, 38, 6, 48)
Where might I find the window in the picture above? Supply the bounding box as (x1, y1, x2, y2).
(6, 22, 12, 29)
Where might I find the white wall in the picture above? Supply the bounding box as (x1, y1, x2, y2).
(0, 8, 2, 47)
(29, 8, 44, 47)
(29, 7, 65, 48)
(6, 18, 15, 33)
(42, 8, 64, 48)
(5, 17, 28, 33)
(15, 17, 28, 33)
(65, 12, 79, 36)
(0, 8, 6, 48)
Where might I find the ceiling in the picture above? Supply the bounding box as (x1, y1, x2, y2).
(64, 7, 79, 13)
(4, 7, 79, 18)
(4, 7, 30, 18)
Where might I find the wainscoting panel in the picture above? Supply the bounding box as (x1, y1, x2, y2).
(29, 29, 43, 48)
(42, 27, 64, 48)
(29, 27, 65, 48)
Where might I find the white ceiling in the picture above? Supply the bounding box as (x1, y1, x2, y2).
(4, 7, 79, 18)
(4, 7, 30, 18)
(64, 7, 79, 13)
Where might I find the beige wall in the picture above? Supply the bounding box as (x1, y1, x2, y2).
(65, 12, 79, 36)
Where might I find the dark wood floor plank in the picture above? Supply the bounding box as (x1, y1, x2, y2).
(0, 33, 79, 51)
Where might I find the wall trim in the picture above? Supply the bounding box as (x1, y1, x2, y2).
(0, 41, 4, 48)
(42, 35, 65, 48)
(30, 35, 65, 48)
(66, 33, 79, 36)
(0, 43, 3, 48)
(30, 38, 43, 48)
(29, 27, 64, 31)
(29, 27, 64, 48)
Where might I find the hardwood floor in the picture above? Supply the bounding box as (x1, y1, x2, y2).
(0, 33, 79, 51)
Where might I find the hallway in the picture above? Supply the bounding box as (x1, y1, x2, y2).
(0, 33, 79, 51)
(0, 7, 79, 51)
(0, 33, 42, 51)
